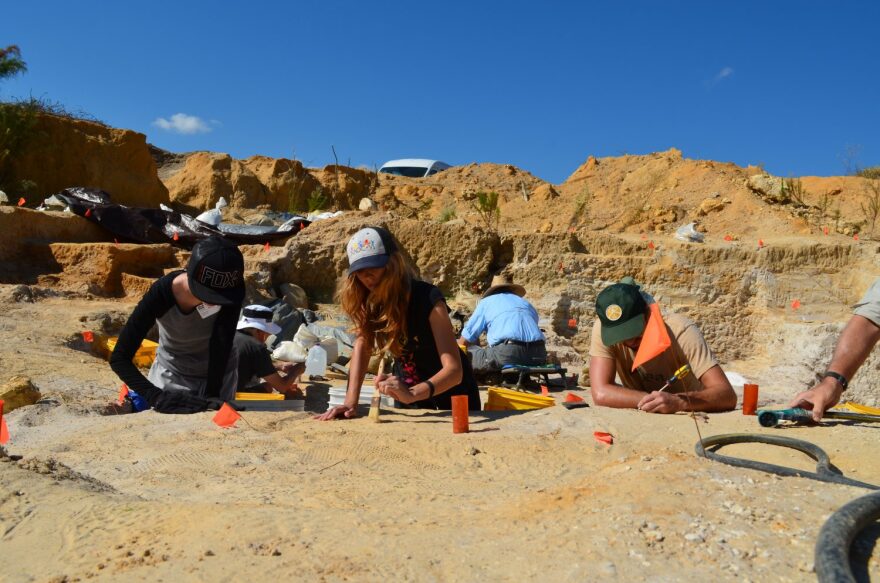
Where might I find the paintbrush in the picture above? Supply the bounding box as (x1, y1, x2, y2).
(368, 356, 387, 422)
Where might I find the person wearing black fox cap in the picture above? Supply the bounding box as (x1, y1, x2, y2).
(110, 236, 245, 413)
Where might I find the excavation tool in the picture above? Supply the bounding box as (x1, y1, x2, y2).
(757, 407, 880, 428)
(368, 357, 387, 423)
(657, 364, 691, 392)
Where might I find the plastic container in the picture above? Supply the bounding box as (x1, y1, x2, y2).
(319, 337, 339, 364)
(305, 345, 327, 378)
(327, 386, 393, 408)
(484, 387, 556, 411)
(94, 336, 158, 368)
(234, 392, 285, 401)
(452, 395, 469, 433)
(743, 384, 759, 415)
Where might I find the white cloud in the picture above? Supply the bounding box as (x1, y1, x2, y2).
(152, 113, 213, 134)
(714, 66, 734, 82)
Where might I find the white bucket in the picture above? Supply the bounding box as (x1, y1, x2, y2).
(328, 386, 393, 409)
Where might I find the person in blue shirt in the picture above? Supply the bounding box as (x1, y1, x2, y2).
(458, 275, 547, 372)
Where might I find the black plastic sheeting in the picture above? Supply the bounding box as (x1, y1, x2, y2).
(56, 187, 310, 249)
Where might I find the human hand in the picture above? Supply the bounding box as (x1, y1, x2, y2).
(376, 375, 418, 404)
(789, 377, 844, 422)
(281, 362, 304, 376)
(314, 404, 358, 421)
(282, 386, 304, 399)
(637, 391, 686, 414)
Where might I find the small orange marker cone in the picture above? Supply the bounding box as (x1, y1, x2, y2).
(854, 233, 860, 241)
(791, 299, 801, 310)
(17, 197, 25, 207)
(558, 261, 564, 272)
(212, 403, 241, 428)
(264, 241, 270, 252)
(117, 384, 129, 406)
(723, 234, 733, 242)
(82, 331, 94, 343)
(758, 239, 765, 248)
(568, 318, 577, 328)
(593, 431, 613, 445)
(299, 222, 305, 231)
(823, 226, 829, 235)
(540, 385, 549, 396)
(172, 232, 179, 242)
(648, 241, 655, 251)
(564, 392, 585, 403)
(0, 400, 10, 445)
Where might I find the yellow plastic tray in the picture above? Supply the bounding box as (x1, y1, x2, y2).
(841, 401, 880, 416)
(234, 392, 285, 401)
(484, 387, 556, 411)
(93, 336, 158, 368)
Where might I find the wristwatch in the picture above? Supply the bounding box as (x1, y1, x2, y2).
(823, 371, 848, 390)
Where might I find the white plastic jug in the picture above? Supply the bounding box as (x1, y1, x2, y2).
(305, 345, 327, 378)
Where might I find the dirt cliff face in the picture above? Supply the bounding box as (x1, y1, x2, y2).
(6, 114, 169, 207)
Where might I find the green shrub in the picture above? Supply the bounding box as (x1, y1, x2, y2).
(437, 205, 457, 223)
(472, 191, 500, 232)
(307, 187, 328, 212)
(857, 166, 880, 180)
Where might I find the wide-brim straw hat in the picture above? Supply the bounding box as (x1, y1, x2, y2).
(482, 275, 526, 298)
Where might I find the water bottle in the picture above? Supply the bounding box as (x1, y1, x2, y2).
(304, 345, 327, 379)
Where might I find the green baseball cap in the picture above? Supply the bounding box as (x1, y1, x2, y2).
(596, 283, 648, 346)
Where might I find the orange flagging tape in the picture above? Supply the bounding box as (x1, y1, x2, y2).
(648, 241, 655, 250)
(82, 331, 94, 343)
(0, 400, 9, 445)
(758, 239, 765, 248)
(84, 208, 92, 217)
(593, 431, 613, 445)
(723, 234, 733, 242)
(173, 232, 179, 241)
(823, 226, 829, 235)
(17, 197, 25, 207)
(264, 242, 270, 252)
(541, 385, 549, 396)
(568, 318, 577, 328)
(212, 403, 240, 428)
(117, 384, 129, 406)
(791, 299, 801, 310)
(565, 392, 584, 403)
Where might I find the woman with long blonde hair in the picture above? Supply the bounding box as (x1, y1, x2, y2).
(316, 226, 480, 420)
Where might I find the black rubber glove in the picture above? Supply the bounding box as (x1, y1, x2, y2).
(151, 389, 225, 414)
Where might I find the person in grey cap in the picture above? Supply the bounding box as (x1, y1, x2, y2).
(315, 226, 480, 420)
(790, 277, 880, 420)
(110, 235, 244, 413)
(234, 304, 305, 395)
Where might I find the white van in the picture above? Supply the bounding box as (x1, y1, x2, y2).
(379, 159, 451, 178)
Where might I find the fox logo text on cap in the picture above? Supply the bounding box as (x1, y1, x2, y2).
(346, 227, 397, 275)
(197, 265, 240, 289)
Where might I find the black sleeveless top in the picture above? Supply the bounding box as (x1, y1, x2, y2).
(393, 280, 481, 410)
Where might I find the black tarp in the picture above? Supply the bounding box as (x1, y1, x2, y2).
(56, 187, 309, 249)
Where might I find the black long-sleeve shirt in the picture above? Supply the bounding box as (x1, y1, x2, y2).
(109, 271, 239, 403)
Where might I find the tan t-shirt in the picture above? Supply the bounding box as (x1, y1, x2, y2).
(590, 311, 719, 394)
(853, 278, 880, 327)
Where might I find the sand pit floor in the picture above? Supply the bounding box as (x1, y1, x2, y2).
(0, 294, 879, 582)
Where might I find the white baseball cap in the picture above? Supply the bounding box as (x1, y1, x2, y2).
(346, 226, 398, 275)
(237, 305, 282, 335)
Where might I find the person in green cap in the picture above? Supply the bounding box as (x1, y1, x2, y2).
(589, 281, 736, 414)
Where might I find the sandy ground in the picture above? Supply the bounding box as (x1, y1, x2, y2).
(1, 293, 879, 582)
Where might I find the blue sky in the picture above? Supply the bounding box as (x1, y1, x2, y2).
(2, 1, 878, 183)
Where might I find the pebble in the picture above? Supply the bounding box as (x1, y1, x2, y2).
(685, 532, 705, 543)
